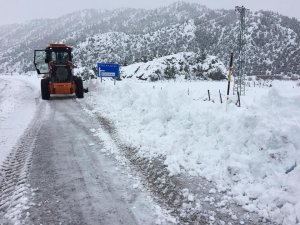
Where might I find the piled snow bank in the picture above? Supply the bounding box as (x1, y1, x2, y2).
(85, 79, 300, 224)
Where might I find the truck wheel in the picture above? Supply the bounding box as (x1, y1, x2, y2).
(75, 77, 84, 98)
(41, 78, 50, 100)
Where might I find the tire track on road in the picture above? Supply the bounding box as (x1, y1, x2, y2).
(0, 102, 45, 224)
(26, 98, 172, 225)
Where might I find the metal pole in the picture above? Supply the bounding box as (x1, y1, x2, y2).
(226, 53, 234, 111)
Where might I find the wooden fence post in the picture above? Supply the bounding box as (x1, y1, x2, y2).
(219, 89, 223, 104)
(208, 90, 210, 101)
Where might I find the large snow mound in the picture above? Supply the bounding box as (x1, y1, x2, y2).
(85, 79, 300, 224)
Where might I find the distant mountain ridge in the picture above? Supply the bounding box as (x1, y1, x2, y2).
(0, 2, 299, 79)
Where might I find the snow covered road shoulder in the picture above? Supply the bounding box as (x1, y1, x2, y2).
(0, 75, 40, 224)
(83, 79, 300, 225)
(0, 75, 40, 167)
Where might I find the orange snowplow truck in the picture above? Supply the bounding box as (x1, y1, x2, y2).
(34, 44, 84, 100)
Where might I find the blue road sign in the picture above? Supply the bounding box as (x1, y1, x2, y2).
(97, 63, 120, 78)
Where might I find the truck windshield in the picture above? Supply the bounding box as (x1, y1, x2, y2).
(51, 51, 70, 62)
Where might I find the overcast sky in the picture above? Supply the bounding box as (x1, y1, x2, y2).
(0, 0, 299, 25)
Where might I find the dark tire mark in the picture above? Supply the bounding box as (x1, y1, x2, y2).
(0, 103, 45, 224)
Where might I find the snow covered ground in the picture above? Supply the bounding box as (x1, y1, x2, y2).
(83, 78, 300, 225)
(0, 75, 177, 225)
(0, 75, 41, 224)
(0, 75, 39, 166)
(1, 74, 299, 224)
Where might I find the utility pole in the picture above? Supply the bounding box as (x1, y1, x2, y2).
(233, 6, 248, 96)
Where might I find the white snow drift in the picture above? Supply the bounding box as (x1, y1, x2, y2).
(84, 79, 300, 225)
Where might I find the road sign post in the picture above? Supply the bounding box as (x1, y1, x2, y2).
(97, 63, 120, 85)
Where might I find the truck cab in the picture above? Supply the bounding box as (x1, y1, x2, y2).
(34, 44, 84, 100)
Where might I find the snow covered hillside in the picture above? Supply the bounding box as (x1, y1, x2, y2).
(82, 79, 300, 225)
(121, 52, 227, 81)
(0, 2, 299, 78)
